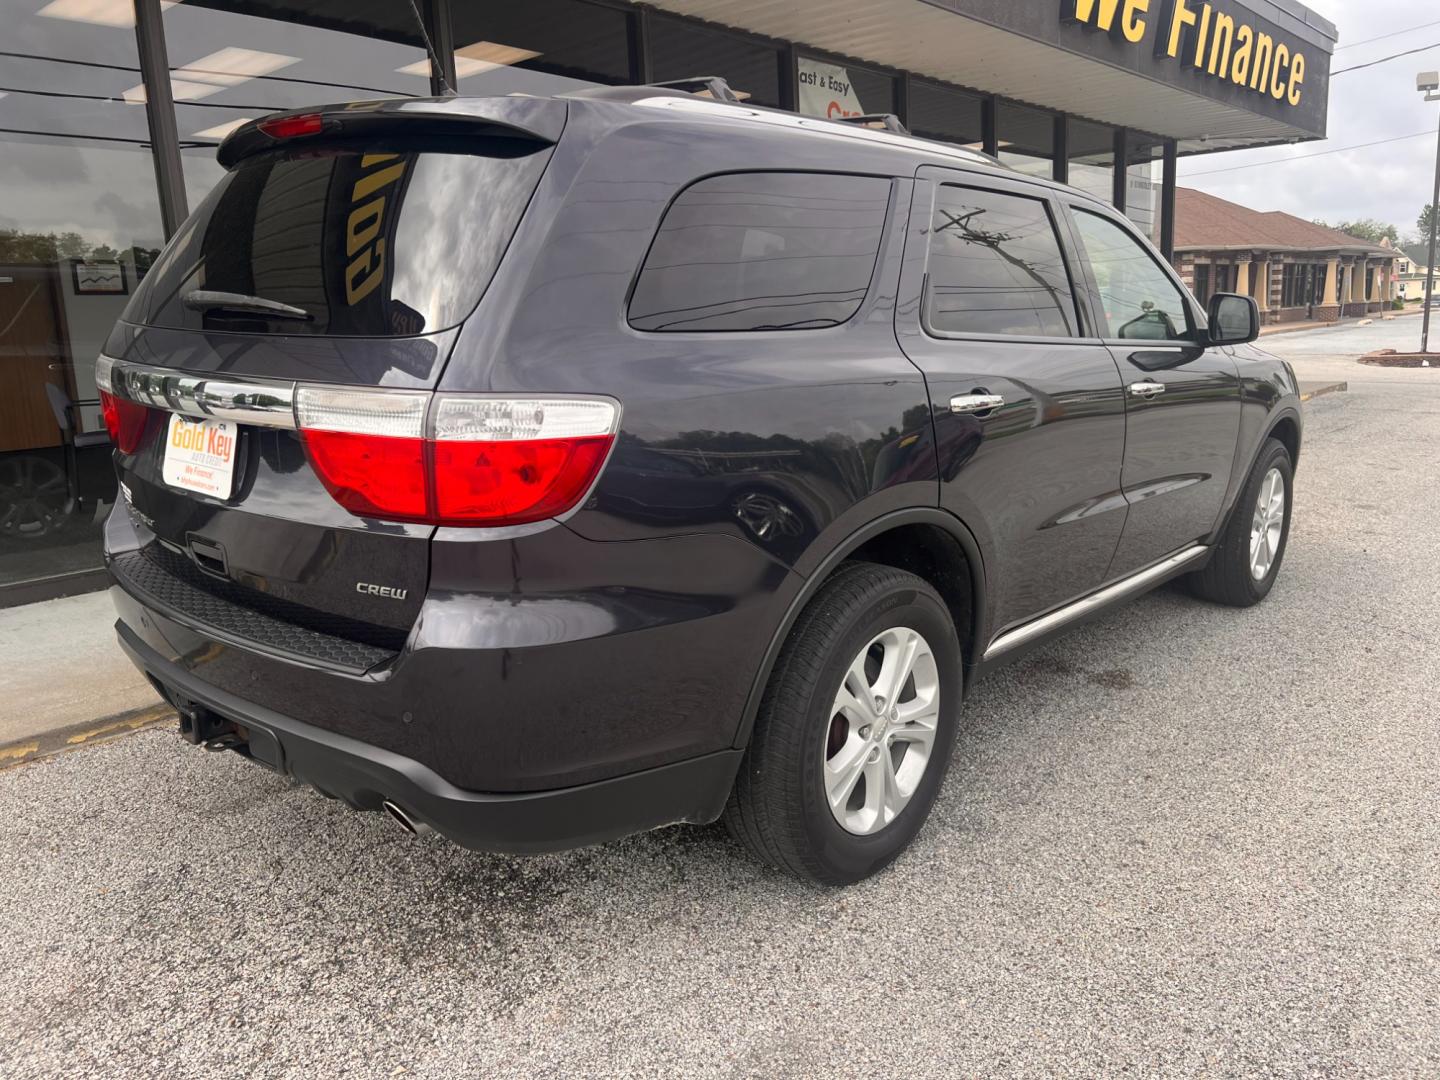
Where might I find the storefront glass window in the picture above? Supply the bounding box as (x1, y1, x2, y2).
(650, 16, 780, 107)
(996, 101, 1054, 178)
(798, 55, 896, 119)
(1068, 119, 1115, 205)
(0, 0, 165, 591)
(450, 0, 632, 96)
(907, 81, 983, 149)
(1125, 133, 1164, 245)
(1193, 264, 1212, 306)
(163, 0, 434, 206)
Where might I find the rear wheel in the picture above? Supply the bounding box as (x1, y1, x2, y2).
(1189, 437, 1293, 606)
(724, 562, 962, 885)
(0, 454, 73, 540)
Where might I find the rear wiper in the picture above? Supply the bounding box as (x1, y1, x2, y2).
(182, 290, 312, 321)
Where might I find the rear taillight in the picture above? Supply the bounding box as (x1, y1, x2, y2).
(96, 356, 151, 453)
(294, 388, 619, 527)
(99, 389, 150, 454)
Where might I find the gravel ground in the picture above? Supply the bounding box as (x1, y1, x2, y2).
(2, 369, 1438, 1078)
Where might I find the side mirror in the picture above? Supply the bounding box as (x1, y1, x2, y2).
(1206, 292, 1259, 346)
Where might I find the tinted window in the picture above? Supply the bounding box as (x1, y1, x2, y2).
(628, 173, 890, 332)
(127, 142, 552, 337)
(925, 185, 1077, 338)
(1069, 209, 1191, 341)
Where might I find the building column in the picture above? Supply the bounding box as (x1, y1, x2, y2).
(1254, 256, 1270, 321)
(1160, 140, 1178, 262)
(1235, 258, 1251, 297)
(1317, 255, 1341, 323)
(134, 0, 188, 238)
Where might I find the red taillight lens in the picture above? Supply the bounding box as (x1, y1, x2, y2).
(294, 389, 618, 527)
(299, 430, 428, 521)
(433, 436, 615, 525)
(257, 112, 323, 140)
(99, 389, 150, 454)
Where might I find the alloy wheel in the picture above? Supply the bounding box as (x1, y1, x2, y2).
(823, 626, 941, 835)
(1249, 466, 1285, 581)
(0, 455, 71, 540)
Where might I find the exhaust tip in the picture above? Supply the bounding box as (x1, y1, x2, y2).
(381, 799, 433, 837)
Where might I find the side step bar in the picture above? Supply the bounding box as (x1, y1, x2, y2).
(983, 545, 1209, 661)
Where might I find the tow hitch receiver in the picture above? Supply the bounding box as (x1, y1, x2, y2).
(173, 699, 284, 772)
(177, 702, 237, 746)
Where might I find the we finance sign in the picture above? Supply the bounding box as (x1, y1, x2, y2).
(1063, 0, 1310, 108)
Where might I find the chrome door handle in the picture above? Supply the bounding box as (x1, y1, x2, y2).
(1128, 381, 1166, 398)
(950, 393, 1005, 415)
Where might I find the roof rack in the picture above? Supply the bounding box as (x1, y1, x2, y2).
(583, 80, 1006, 173)
(646, 77, 743, 104)
(832, 113, 910, 135)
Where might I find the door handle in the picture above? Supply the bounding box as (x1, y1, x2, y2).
(1127, 381, 1166, 398)
(950, 393, 1005, 415)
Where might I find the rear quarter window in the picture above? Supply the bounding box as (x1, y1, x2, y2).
(627, 172, 892, 332)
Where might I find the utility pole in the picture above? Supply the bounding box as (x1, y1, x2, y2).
(1420, 72, 1440, 353)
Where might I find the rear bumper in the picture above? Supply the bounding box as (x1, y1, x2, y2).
(104, 503, 794, 792)
(119, 622, 742, 854)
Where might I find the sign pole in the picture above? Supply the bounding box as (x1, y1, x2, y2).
(1423, 93, 1440, 353)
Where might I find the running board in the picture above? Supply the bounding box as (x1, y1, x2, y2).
(982, 545, 1209, 661)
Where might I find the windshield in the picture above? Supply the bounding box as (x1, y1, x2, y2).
(124, 140, 552, 337)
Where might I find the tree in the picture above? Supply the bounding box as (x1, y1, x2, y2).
(1315, 218, 1400, 245)
(1420, 204, 1438, 245)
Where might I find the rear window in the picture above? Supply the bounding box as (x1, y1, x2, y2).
(125, 141, 552, 337)
(628, 172, 891, 332)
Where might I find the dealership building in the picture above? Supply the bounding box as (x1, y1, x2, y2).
(0, 0, 1338, 604)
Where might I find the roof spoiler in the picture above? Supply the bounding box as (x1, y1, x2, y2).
(216, 96, 566, 168)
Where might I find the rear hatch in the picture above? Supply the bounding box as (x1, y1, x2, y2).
(101, 98, 564, 663)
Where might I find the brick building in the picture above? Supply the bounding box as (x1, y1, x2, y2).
(1172, 188, 1398, 324)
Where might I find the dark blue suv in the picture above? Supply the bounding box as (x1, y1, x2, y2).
(100, 85, 1300, 883)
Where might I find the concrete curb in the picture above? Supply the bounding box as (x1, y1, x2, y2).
(1299, 381, 1347, 402)
(0, 703, 175, 770)
(1260, 310, 1417, 339)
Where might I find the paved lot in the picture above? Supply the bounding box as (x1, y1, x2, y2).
(0, 592, 160, 749)
(2, 336, 1438, 1078)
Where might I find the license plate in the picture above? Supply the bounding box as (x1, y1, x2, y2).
(162, 414, 237, 500)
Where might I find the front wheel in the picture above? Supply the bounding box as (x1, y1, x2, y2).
(724, 562, 962, 885)
(1189, 437, 1293, 606)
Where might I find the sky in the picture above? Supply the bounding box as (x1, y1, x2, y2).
(1175, 0, 1440, 243)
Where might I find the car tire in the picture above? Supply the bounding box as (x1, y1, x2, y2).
(724, 561, 962, 885)
(1189, 437, 1293, 607)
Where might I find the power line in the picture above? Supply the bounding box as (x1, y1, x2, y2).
(1333, 42, 1440, 76)
(1181, 130, 1435, 178)
(1335, 20, 1440, 51)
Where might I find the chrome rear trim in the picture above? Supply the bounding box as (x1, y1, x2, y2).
(98, 355, 297, 430)
(982, 545, 1209, 661)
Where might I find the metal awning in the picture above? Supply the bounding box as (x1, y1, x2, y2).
(644, 0, 1337, 154)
